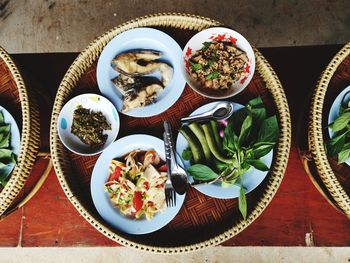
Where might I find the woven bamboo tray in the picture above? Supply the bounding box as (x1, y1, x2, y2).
(0, 46, 42, 216)
(50, 13, 291, 253)
(301, 42, 350, 218)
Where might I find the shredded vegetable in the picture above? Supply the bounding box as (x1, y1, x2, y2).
(104, 149, 167, 220)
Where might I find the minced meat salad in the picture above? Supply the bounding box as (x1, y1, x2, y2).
(71, 105, 111, 147)
(188, 41, 248, 90)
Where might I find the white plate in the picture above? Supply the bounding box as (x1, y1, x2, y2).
(176, 101, 273, 199)
(57, 94, 120, 156)
(91, 134, 186, 235)
(0, 105, 20, 179)
(328, 85, 350, 165)
(96, 27, 186, 117)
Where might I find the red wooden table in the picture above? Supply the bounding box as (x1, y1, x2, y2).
(1, 45, 350, 247)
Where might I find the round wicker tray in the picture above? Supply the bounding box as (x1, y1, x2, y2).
(304, 42, 350, 218)
(0, 46, 41, 215)
(49, 13, 291, 253)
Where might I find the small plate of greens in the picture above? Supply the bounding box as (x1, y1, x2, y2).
(327, 85, 350, 165)
(0, 105, 20, 188)
(176, 97, 279, 219)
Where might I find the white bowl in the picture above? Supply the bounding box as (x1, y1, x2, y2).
(57, 94, 120, 156)
(181, 27, 255, 99)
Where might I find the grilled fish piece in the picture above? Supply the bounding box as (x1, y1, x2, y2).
(113, 75, 164, 112)
(112, 50, 162, 75)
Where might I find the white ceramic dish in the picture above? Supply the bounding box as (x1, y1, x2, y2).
(176, 101, 273, 199)
(91, 134, 186, 235)
(328, 85, 350, 165)
(96, 27, 186, 117)
(181, 27, 255, 99)
(57, 94, 119, 156)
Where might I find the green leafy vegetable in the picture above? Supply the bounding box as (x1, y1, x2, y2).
(181, 148, 193, 161)
(0, 110, 17, 188)
(327, 93, 350, 163)
(205, 71, 220, 80)
(239, 185, 247, 220)
(338, 142, 350, 163)
(201, 41, 212, 51)
(189, 61, 202, 71)
(187, 164, 219, 181)
(329, 109, 350, 132)
(257, 116, 279, 143)
(245, 159, 269, 171)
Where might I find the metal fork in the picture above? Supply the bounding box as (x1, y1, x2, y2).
(163, 122, 189, 195)
(163, 132, 176, 207)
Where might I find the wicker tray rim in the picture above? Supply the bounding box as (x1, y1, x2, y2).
(0, 46, 40, 215)
(308, 42, 350, 217)
(49, 13, 291, 253)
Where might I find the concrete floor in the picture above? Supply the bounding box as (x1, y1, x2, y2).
(0, 247, 349, 263)
(0, 0, 350, 53)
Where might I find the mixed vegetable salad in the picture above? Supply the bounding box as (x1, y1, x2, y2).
(104, 149, 168, 220)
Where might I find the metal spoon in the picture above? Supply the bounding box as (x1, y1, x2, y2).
(180, 102, 234, 123)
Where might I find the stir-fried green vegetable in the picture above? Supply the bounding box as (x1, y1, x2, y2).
(327, 93, 350, 163)
(71, 106, 111, 147)
(0, 111, 17, 188)
(181, 97, 280, 219)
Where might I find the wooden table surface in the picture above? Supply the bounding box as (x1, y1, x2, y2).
(1, 45, 350, 247)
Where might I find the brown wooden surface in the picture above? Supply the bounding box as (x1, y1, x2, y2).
(1, 45, 350, 247)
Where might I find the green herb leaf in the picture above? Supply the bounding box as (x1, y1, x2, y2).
(0, 112, 3, 124)
(257, 115, 279, 143)
(329, 109, 350, 132)
(0, 149, 13, 160)
(0, 132, 10, 149)
(238, 114, 253, 146)
(251, 108, 266, 127)
(326, 130, 349, 157)
(187, 164, 219, 181)
(248, 97, 264, 108)
(201, 41, 212, 51)
(208, 60, 215, 66)
(239, 184, 247, 220)
(182, 148, 193, 161)
(205, 71, 219, 80)
(252, 142, 275, 159)
(245, 159, 269, 171)
(189, 61, 202, 71)
(230, 108, 250, 135)
(0, 124, 10, 134)
(223, 122, 239, 154)
(338, 142, 350, 163)
(214, 159, 227, 173)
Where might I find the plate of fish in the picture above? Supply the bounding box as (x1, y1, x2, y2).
(91, 134, 186, 234)
(97, 28, 186, 117)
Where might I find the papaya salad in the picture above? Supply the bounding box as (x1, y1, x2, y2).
(104, 149, 168, 220)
